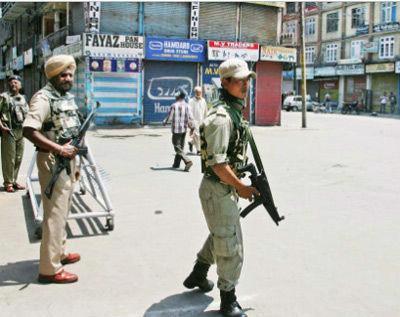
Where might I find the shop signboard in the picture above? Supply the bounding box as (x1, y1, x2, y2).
(296, 67, 314, 80)
(83, 33, 144, 59)
(395, 61, 400, 74)
(260, 45, 296, 63)
(145, 37, 205, 62)
(365, 63, 394, 73)
(89, 57, 141, 73)
(84, 2, 101, 33)
(336, 64, 364, 75)
(66, 35, 81, 45)
(53, 41, 83, 58)
(202, 61, 222, 102)
(208, 40, 259, 61)
(314, 66, 336, 77)
(190, 1, 200, 39)
(24, 48, 33, 65)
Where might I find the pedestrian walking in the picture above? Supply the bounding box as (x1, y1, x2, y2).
(23, 55, 81, 284)
(0, 75, 28, 192)
(389, 91, 397, 114)
(324, 92, 332, 113)
(163, 89, 194, 172)
(188, 86, 208, 155)
(183, 58, 259, 317)
(380, 92, 388, 114)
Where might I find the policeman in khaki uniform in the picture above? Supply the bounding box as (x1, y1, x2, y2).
(183, 58, 259, 317)
(0, 75, 28, 192)
(23, 55, 81, 284)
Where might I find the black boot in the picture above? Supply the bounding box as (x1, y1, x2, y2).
(183, 261, 214, 292)
(220, 289, 247, 317)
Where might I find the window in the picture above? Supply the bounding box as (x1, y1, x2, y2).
(285, 21, 297, 35)
(351, 40, 364, 59)
(381, 2, 397, 23)
(287, 2, 296, 14)
(305, 47, 315, 64)
(305, 17, 316, 36)
(325, 43, 338, 62)
(351, 7, 366, 28)
(379, 36, 394, 58)
(326, 12, 339, 33)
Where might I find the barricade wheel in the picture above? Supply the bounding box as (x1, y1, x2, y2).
(106, 218, 114, 231)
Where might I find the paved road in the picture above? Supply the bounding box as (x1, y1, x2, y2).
(0, 112, 399, 317)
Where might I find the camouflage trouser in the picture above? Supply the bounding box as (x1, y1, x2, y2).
(196, 176, 244, 292)
(1, 127, 24, 186)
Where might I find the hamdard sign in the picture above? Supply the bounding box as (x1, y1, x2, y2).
(83, 33, 144, 59)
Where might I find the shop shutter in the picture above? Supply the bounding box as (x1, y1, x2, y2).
(143, 61, 197, 123)
(144, 2, 189, 37)
(240, 3, 278, 45)
(93, 72, 140, 124)
(100, 2, 139, 35)
(199, 2, 237, 41)
(70, 2, 85, 34)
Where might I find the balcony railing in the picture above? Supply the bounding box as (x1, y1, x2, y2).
(0, 2, 34, 22)
(281, 33, 297, 46)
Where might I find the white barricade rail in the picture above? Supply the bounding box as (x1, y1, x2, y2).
(26, 141, 115, 235)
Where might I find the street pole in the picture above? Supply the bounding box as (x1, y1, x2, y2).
(299, 2, 307, 128)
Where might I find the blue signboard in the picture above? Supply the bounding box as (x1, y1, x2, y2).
(145, 37, 206, 62)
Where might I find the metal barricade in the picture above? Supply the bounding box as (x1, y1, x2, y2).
(26, 142, 114, 236)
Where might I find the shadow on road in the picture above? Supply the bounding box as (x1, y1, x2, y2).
(144, 290, 219, 316)
(150, 166, 187, 172)
(0, 259, 39, 289)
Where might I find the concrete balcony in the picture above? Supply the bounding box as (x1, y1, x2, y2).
(281, 33, 297, 47)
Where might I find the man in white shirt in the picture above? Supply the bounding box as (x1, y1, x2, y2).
(188, 86, 208, 154)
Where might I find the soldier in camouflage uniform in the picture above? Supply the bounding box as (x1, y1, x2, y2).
(23, 55, 82, 284)
(183, 59, 259, 317)
(0, 75, 28, 192)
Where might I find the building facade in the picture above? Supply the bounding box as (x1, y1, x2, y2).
(0, 2, 288, 126)
(282, 1, 400, 113)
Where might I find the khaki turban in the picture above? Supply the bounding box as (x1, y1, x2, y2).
(45, 55, 76, 79)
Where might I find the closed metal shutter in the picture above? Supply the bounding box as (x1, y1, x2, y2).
(70, 2, 85, 34)
(240, 3, 277, 45)
(93, 72, 140, 125)
(144, 2, 189, 37)
(143, 61, 197, 123)
(101, 2, 139, 35)
(199, 2, 238, 41)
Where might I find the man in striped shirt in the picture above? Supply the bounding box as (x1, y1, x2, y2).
(163, 90, 194, 171)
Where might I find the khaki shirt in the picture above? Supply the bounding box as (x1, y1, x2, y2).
(202, 105, 233, 167)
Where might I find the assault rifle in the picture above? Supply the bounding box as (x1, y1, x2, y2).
(1, 122, 15, 140)
(238, 129, 285, 226)
(44, 102, 100, 199)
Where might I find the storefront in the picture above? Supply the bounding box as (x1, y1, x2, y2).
(336, 63, 365, 106)
(83, 33, 144, 125)
(207, 40, 259, 123)
(258, 45, 295, 125)
(143, 37, 206, 123)
(367, 63, 396, 112)
(314, 67, 338, 103)
(296, 67, 317, 100)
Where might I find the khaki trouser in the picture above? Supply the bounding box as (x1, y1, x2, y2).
(196, 176, 244, 292)
(37, 152, 76, 275)
(1, 127, 24, 186)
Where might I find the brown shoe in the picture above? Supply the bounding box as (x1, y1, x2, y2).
(61, 253, 81, 265)
(5, 184, 15, 193)
(13, 183, 26, 190)
(38, 270, 78, 284)
(184, 161, 193, 172)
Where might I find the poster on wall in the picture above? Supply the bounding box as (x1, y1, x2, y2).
(145, 37, 205, 62)
(207, 41, 259, 61)
(84, 33, 144, 58)
(89, 57, 141, 72)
